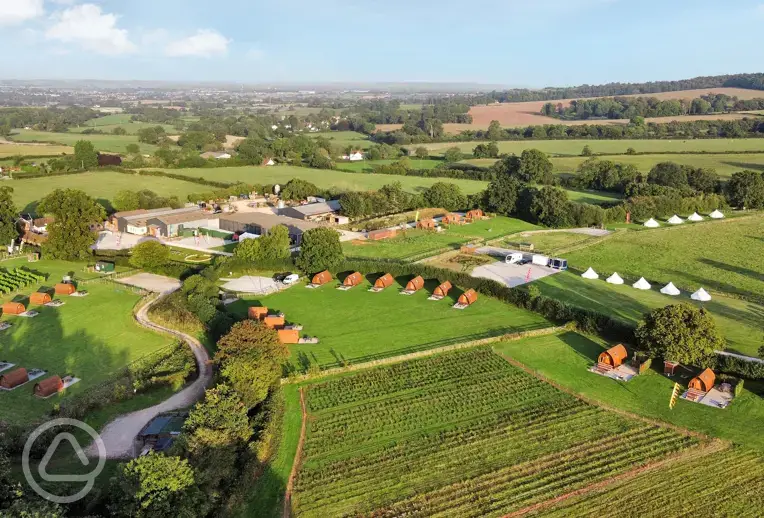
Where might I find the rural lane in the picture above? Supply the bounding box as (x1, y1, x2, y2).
(86, 291, 212, 459)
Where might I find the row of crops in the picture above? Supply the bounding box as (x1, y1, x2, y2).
(0, 268, 45, 294)
(293, 349, 700, 517)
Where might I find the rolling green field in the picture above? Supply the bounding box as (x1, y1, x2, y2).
(0, 259, 173, 424)
(310, 131, 372, 149)
(494, 332, 764, 451)
(343, 217, 539, 260)
(423, 138, 764, 157)
(69, 115, 177, 135)
(506, 231, 607, 254)
(563, 214, 764, 302)
(551, 152, 764, 176)
(337, 158, 443, 172)
(9, 129, 158, 154)
(226, 277, 550, 370)
(532, 271, 764, 357)
(290, 348, 698, 517)
(8, 171, 205, 210)
(0, 143, 73, 158)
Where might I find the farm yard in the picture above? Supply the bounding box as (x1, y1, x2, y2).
(8, 129, 157, 154)
(226, 276, 550, 370)
(289, 348, 700, 517)
(0, 258, 174, 424)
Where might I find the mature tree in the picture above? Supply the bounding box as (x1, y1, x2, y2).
(0, 187, 18, 247)
(295, 227, 343, 273)
(259, 225, 292, 261)
(486, 120, 502, 141)
(758, 345, 764, 359)
(581, 145, 593, 157)
(137, 126, 167, 145)
(280, 178, 319, 201)
(486, 175, 521, 215)
(110, 453, 202, 518)
(307, 151, 334, 169)
(37, 189, 106, 260)
(126, 143, 141, 155)
(113, 189, 141, 212)
(519, 149, 554, 184)
(648, 162, 688, 189)
(414, 146, 429, 160)
(443, 147, 463, 163)
(112, 126, 127, 135)
(473, 142, 499, 159)
(686, 167, 719, 194)
(74, 140, 98, 169)
(235, 137, 266, 165)
(492, 154, 522, 178)
(726, 170, 764, 208)
(130, 241, 170, 269)
(339, 191, 370, 219)
(635, 304, 724, 364)
(423, 182, 467, 212)
(529, 186, 571, 227)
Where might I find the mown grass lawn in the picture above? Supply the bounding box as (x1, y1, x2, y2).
(0, 259, 173, 424)
(226, 276, 550, 370)
(506, 231, 607, 254)
(551, 152, 764, 177)
(336, 159, 443, 172)
(9, 129, 157, 154)
(0, 144, 73, 158)
(493, 332, 764, 452)
(531, 271, 764, 357)
(309, 131, 372, 149)
(69, 120, 177, 136)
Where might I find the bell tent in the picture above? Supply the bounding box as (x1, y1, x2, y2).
(598, 344, 628, 368)
(691, 288, 712, 302)
(660, 282, 681, 296)
(709, 210, 724, 219)
(581, 267, 599, 280)
(667, 215, 684, 225)
(643, 218, 660, 228)
(632, 277, 651, 290)
(606, 272, 624, 285)
(687, 212, 703, 222)
(689, 368, 715, 392)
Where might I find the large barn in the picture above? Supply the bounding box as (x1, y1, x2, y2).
(219, 213, 320, 246)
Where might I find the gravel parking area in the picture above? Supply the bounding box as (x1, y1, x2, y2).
(116, 273, 182, 294)
(221, 275, 282, 294)
(472, 261, 561, 287)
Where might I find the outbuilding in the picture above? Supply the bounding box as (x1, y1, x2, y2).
(55, 283, 77, 295)
(311, 270, 332, 286)
(29, 292, 52, 305)
(343, 272, 363, 287)
(405, 276, 424, 292)
(597, 344, 628, 368)
(34, 375, 64, 398)
(457, 289, 478, 306)
(95, 261, 115, 273)
(374, 273, 394, 290)
(1, 302, 25, 315)
(433, 281, 452, 298)
(689, 368, 716, 393)
(0, 367, 29, 389)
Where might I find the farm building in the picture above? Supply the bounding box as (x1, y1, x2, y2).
(29, 292, 52, 305)
(263, 314, 286, 329)
(97, 154, 122, 166)
(1, 302, 26, 315)
(0, 367, 29, 389)
(664, 361, 680, 376)
(466, 209, 484, 221)
(21, 231, 47, 246)
(689, 368, 716, 393)
(311, 270, 332, 286)
(55, 283, 77, 295)
(219, 212, 320, 246)
(135, 413, 186, 456)
(34, 375, 63, 398)
(343, 272, 363, 287)
(248, 306, 269, 321)
(405, 276, 425, 292)
(374, 273, 394, 290)
(368, 229, 397, 241)
(278, 328, 300, 344)
(442, 213, 462, 225)
(18, 216, 52, 234)
(598, 344, 628, 368)
(342, 151, 364, 161)
(114, 207, 220, 237)
(417, 219, 437, 230)
(458, 289, 478, 306)
(279, 200, 342, 223)
(433, 281, 452, 298)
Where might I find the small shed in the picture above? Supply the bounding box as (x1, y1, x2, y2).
(442, 213, 462, 224)
(405, 276, 424, 292)
(374, 273, 394, 290)
(417, 219, 437, 230)
(368, 229, 397, 241)
(55, 283, 77, 295)
(433, 281, 453, 298)
(34, 375, 64, 398)
(1, 302, 26, 315)
(689, 368, 716, 393)
(95, 261, 115, 273)
(0, 367, 29, 389)
(30, 292, 52, 305)
(664, 361, 680, 376)
(343, 272, 363, 287)
(598, 344, 628, 368)
(466, 209, 484, 221)
(264, 314, 285, 329)
(278, 329, 300, 344)
(458, 289, 478, 306)
(311, 270, 332, 285)
(248, 306, 268, 321)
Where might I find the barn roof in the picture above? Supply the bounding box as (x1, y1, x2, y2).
(286, 200, 341, 216)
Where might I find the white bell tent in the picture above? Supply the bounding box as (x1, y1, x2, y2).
(660, 282, 681, 296)
(691, 287, 712, 302)
(709, 210, 724, 219)
(606, 272, 624, 285)
(581, 267, 599, 280)
(667, 215, 684, 225)
(687, 212, 703, 222)
(643, 218, 660, 228)
(632, 277, 652, 290)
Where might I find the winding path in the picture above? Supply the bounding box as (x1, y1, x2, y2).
(86, 291, 212, 459)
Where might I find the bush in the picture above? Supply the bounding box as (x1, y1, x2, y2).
(130, 241, 171, 269)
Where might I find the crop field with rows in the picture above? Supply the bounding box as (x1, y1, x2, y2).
(291, 349, 699, 517)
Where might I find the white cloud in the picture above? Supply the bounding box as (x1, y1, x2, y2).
(0, 0, 44, 26)
(165, 29, 230, 58)
(45, 4, 136, 55)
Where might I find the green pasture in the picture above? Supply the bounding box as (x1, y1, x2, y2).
(551, 152, 764, 176)
(531, 271, 764, 357)
(226, 276, 550, 370)
(0, 259, 173, 424)
(0, 144, 73, 158)
(310, 131, 372, 149)
(494, 332, 764, 451)
(9, 130, 157, 154)
(70, 117, 177, 136)
(336, 158, 443, 172)
(506, 231, 607, 254)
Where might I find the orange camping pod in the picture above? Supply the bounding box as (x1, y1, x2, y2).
(34, 375, 64, 398)
(277, 329, 300, 344)
(417, 219, 437, 230)
(434, 281, 452, 298)
(368, 229, 397, 241)
(406, 276, 424, 292)
(264, 314, 285, 329)
(0, 368, 29, 389)
(312, 270, 332, 285)
(343, 272, 363, 287)
(1, 302, 25, 315)
(30, 292, 52, 305)
(374, 273, 394, 289)
(458, 289, 478, 306)
(597, 344, 628, 368)
(443, 213, 461, 224)
(55, 283, 77, 295)
(248, 306, 269, 320)
(689, 368, 716, 392)
(466, 209, 484, 220)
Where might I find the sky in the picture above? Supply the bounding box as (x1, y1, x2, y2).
(1, 0, 763, 86)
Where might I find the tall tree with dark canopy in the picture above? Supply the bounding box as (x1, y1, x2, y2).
(519, 149, 555, 184)
(0, 187, 18, 247)
(486, 175, 521, 215)
(423, 182, 467, 212)
(296, 227, 343, 274)
(74, 139, 99, 169)
(648, 162, 688, 189)
(37, 189, 106, 260)
(726, 170, 764, 208)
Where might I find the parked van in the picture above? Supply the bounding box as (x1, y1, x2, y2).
(531, 254, 550, 267)
(505, 252, 523, 264)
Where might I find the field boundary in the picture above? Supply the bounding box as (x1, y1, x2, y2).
(281, 325, 564, 384)
(282, 387, 307, 518)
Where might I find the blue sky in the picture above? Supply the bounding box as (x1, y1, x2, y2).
(2, 0, 763, 86)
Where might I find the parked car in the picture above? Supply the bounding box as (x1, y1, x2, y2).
(272, 272, 288, 282)
(283, 273, 300, 285)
